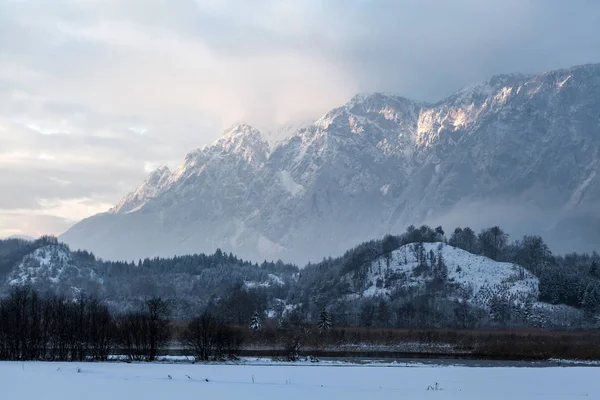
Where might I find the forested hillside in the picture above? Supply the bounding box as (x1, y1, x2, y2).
(1, 225, 599, 329)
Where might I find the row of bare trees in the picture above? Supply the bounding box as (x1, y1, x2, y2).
(116, 297, 171, 361)
(0, 287, 112, 361)
(0, 288, 172, 361)
(0, 287, 251, 362)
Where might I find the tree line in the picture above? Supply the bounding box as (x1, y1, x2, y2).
(0, 286, 336, 362)
(1, 224, 599, 333)
(0, 287, 245, 362)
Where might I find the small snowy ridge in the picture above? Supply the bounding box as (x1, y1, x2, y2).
(111, 166, 172, 214)
(8, 245, 101, 290)
(9, 245, 72, 285)
(320, 342, 465, 355)
(549, 358, 600, 366)
(452, 81, 496, 106)
(359, 242, 539, 309)
(107, 355, 433, 367)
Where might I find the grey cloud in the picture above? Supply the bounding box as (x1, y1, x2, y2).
(4, 1, 600, 99)
(325, 0, 600, 99)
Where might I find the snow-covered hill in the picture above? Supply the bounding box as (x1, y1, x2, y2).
(357, 243, 537, 308)
(61, 64, 600, 264)
(2, 241, 581, 325)
(7, 245, 101, 294)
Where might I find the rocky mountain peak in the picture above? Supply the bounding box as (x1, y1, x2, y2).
(147, 165, 171, 184)
(313, 92, 421, 137)
(211, 123, 270, 165)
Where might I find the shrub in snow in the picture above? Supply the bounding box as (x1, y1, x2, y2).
(317, 307, 332, 334)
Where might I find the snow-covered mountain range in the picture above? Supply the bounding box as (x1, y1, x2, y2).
(61, 64, 600, 264)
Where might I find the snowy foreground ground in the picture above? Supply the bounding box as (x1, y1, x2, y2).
(2, 360, 599, 400)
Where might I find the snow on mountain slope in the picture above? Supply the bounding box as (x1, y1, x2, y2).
(111, 166, 172, 214)
(358, 243, 537, 308)
(7, 245, 101, 289)
(61, 64, 600, 264)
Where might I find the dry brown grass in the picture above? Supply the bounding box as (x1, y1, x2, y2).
(167, 321, 600, 360)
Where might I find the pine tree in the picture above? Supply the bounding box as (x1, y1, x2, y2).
(590, 261, 600, 279)
(435, 249, 448, 282)
(582, 283, 600, 318)
(521, 297, 534, 324)
(317, 307, 332, 333)
(249, 311, 262, 331)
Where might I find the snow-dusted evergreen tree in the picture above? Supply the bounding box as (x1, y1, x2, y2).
(434, 247, 448, 283)
(317, 307, 332, 333)
(520, 297, 534, 324)
(582, 282, 600, 318)
(249, 310, 262, 331)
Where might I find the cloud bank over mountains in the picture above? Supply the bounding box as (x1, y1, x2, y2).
(1, 0, 600, 237)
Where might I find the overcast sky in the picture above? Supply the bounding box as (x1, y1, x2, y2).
(1, 0, 599, 238)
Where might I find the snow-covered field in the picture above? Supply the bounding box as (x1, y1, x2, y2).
(2, 361, 598, 400)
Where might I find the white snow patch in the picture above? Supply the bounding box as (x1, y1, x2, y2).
(278, 170, 305, 196)
(125, 204, 144, 214)
(493, 86, 513, 105)
(557, 75, 572, 88)
(282, 303, 300, 317)
(244, 274, 285, 290)
(267, 274, 285, 286)
(567, 168, 596, 207)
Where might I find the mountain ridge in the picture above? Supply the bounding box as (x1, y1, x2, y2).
(61, 63, 600, 264)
